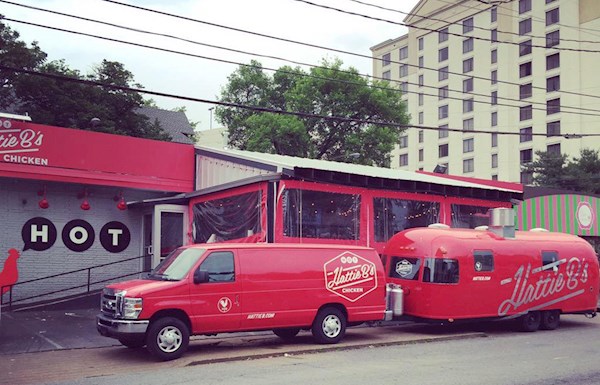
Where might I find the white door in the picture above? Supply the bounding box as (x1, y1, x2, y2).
(151, 204, 189, 268)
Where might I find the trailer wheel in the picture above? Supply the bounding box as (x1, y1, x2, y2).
(273, 328, 301, 340)
(118, 337, 145, 349)
(312, 307, 346, 344)
(540, 310, 560, 330)
(519, 311, 541, 332)
(146, 317, 190, 361)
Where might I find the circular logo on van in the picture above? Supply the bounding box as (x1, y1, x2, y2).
(218, 297, 232, 313)
(396, 259, 413, 277)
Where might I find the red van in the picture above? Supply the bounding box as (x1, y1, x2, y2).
(97, 243, 387, 360)
(383, 225, 599, 331)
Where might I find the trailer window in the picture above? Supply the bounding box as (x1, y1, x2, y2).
(389, 257, 421, 280)
(542, 251, 558, 266)
(474, 250, 494, 272)
(423, 258, 459, 284)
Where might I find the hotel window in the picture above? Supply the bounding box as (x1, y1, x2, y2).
(519, 0, 531, 14)
(546, 30, 559, 48)
(520, 105, 532, 121)
(491, 91, 497, 105)
(399, 154, 409, 167)
(547, 75, 560, 92)
(491, 133, 498, 147)
(520, 127, 533, 142)
(520, 83, 532, 99)
(399, 46, 408, 60)
(463, 118, 474, 131)
(491, 7, 497, 23)
(547, 143, 561, 155)
(491, 70, 497, 84)
(439, 86, 449, 100)
(463, 17, 474, 33)
(463, 138, 474, 153)
(419, 74, 424, 87)
(418, 111, 424, 124)
(519, 40, 532, 56)
(439, 124, 449, 138)
(382, 53, 391, 66)
(383, 71, 391, 80)
(400, 82, 408, 93)
(547, 53, 560, 70)
(439, 27, 449, 43)
(546, 8, 559, 26)
(492, 174, 498, 180)
(521, 171, 533, 185)
(439, 143, 449, 158)
(439, 66, 449, 81)
(463, 158, 474, 173)
(463, 37, 474, 53)
(418, 37, 424, 51)
(439, 105, 449, 119)
(491, 49, 497, 64)
(463, 58, 474, 73)
(419, 148, 424, 162)
(399, 135, 409, 148)
(546, 0, 557, 3)
(463, 98, 474, 113)
(400, 64, 408, 77)
(463, 77, 474, 93)
(491, 112, 497, 127)
(418, 93, 424, 106)
(520, 62, 532, 77)
(439, 47, 449, 62)
(519, 19, 532, 35)
(418, 130, 424, 143)
(419, 56, 424, 68)
(520, 148, 533, 165)
(547, 98, 560, 115)
(491, 153, 498, 168)
(547, 121, 560, 136)
(491, 29, 498, 43)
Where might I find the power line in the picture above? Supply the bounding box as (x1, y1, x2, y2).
(3, 64, 598, 139)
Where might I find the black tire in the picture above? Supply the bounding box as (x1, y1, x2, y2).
(118, 337, 145, 349)
(540, 310, 560, 330)
(146, 317, 190, 361)
(518, 311, 541, 332)
(273, 328, 301, 340)
(311, 307, 346, 344)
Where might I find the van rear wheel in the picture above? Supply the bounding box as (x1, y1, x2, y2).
(540, 310, 560, 330)
(518, 311, 541, 332)
(146, 317, 190, 361)
(273, 328, 301, 340)
(312, 307, 346, 344)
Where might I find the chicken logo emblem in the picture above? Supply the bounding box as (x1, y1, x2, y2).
(1, 248, 20, 295)
(217, 297, 232, 313)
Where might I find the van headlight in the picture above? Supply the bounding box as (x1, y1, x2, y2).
(115, 291, 143, 319)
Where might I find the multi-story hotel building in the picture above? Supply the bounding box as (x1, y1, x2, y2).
(371, 0, 600, 183)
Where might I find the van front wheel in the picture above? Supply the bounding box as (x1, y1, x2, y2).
(146, 317, 190, 361)
(312, 307, 346, 344)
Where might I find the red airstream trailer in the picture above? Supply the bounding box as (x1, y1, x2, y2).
(382, 224, 599, 331)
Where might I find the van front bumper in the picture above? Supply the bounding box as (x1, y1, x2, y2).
(96, 313, 149, 339)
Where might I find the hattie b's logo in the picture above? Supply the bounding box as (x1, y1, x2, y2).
(324, 251, 378, 302)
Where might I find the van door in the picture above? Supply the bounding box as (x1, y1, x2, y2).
(189, 250, 241, 333)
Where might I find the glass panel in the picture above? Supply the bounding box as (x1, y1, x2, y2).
(161, 212, 183, 259)
(451, 204, 490, 228)
(199, 251, 235, 282)
(283, 189, 360, 240)
(389, 257, 421, 280)
(423, 258, 459, 284)
(374, 198, 440, 242)
(192, 191, 262, 243)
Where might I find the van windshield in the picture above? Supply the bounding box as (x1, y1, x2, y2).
(148, 248, 206, 281)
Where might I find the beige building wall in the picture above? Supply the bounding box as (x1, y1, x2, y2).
(371, 0, 600, 184)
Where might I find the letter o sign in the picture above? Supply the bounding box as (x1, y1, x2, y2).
(62, 219, 95, 252)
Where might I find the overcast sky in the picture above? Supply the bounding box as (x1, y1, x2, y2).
(2, 0, 419, 131)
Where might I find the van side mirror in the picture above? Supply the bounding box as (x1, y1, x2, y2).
(194, 270, 210, 284)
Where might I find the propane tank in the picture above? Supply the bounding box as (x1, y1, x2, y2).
(387, 284, 404, 317)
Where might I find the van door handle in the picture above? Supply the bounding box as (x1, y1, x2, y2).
(235, 294, 240, 307)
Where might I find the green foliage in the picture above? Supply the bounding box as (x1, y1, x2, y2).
(523, 148, 600, 194)
(0, 21, 171, 141)
(216, 58, 409, 166)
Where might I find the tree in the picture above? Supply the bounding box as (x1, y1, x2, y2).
(216, 59, 409, 166)
(522, 148, 600, 194)
(0, 21, 171, 141)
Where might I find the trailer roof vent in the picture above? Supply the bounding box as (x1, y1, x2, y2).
(488, 207, 515, 238)
(530, 227, 549, 232)
(474, 225, 489, 231)
(428, 223, 450, 229)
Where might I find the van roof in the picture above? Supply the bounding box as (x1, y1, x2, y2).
(181, 243, 377, 251)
